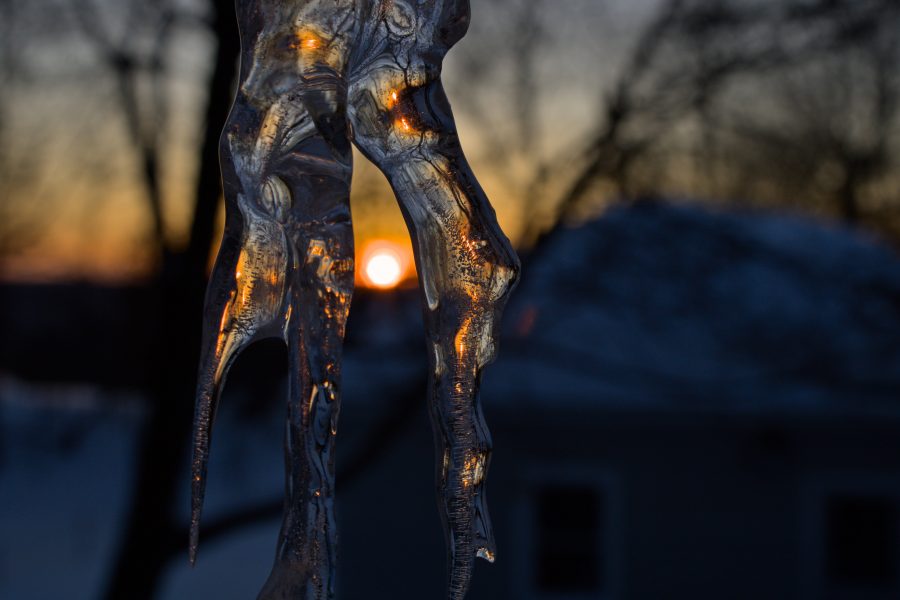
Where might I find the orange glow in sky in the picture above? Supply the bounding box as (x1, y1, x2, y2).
(359, 240, 413, 289)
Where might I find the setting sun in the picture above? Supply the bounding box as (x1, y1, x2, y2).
(366, 252, 402, 288)
(359, 240, 413, 289)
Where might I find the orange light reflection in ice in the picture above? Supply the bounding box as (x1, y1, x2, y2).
(293, 31, 322, 51)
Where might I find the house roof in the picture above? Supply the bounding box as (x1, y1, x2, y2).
(486, 201, 900, 414)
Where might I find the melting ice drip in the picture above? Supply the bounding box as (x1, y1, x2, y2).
(189, 1, 519, 598)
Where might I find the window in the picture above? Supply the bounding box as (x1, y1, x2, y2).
(825, 494, 898, 587)
(534, 485, 604, 595)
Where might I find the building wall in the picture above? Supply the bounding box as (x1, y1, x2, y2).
(334, 404, 900, 600)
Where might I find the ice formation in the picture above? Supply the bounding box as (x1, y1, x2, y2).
(190, 1, 519, 598)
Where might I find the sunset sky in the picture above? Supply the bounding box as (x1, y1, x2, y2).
(11, 0, 891, 284)
(0, 0, 665, 283)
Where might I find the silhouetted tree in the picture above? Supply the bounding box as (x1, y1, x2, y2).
(541, 0, 900, 244)
(717, 17, 900, 228)
(0, 0, 41, 262)
(94, 0, 238, 596)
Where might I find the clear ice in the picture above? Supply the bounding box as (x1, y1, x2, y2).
(189, 2, 519, 598)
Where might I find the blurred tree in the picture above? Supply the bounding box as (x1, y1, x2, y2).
(85, 0, 240, 597)
(0, 0, 42, 262)
(71, 0, 178, 254)
(446, 0, 575, 246)
(719, 18, 900, 229)
(541, 0, 900, 244)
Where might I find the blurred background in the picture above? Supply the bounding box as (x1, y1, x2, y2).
(2, 0, 900, 598)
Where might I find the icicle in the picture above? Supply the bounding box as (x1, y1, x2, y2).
(192, 2, 518, 599)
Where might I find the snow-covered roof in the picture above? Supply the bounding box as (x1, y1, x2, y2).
(487, 201, 900, 414)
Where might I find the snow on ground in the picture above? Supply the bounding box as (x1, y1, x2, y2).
(0, 379, 144, 600)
